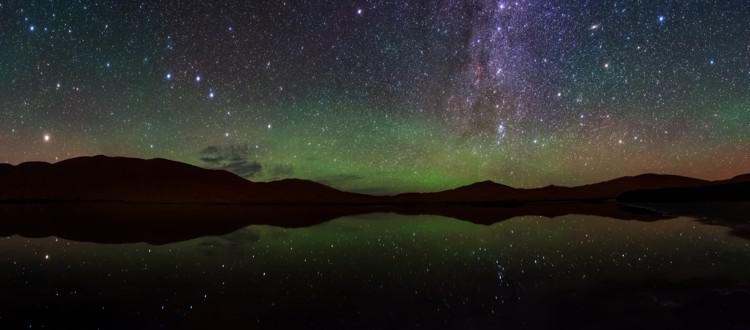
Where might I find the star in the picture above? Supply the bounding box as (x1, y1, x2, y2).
(2, 0, 749, 194)
(495, 123, 507, 144)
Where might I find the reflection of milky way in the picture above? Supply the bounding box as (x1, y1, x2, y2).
(1, 0, 750, 192)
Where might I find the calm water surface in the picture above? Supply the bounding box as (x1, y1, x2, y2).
(2, 213, 749, 329)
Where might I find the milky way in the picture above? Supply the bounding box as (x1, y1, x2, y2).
(1, 1, 749, 193)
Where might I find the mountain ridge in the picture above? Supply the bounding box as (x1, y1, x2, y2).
(0, 155, 747, 204)
(0, 155, 370, 204)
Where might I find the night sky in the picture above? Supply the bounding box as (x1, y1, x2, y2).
(1, 1, 749, 193)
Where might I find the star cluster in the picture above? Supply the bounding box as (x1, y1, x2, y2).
(1, 0, 749, 193)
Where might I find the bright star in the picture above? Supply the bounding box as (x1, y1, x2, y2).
(356, 8, 363, 15)
(496, 123, 506, 144)
(43, 134, 51, 143)
(195, 75, 201, 82)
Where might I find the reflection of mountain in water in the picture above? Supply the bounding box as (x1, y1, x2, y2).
(1, 202, 748, 244)
(0, 155, 749, 244)
(2, 213, 750, 330)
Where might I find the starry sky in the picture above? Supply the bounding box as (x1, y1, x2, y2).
(1, 0, 749, 193)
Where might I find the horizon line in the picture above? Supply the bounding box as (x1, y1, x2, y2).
(2, 154, 747, 195)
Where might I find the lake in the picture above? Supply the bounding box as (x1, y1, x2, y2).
(1, 210, 749, 329)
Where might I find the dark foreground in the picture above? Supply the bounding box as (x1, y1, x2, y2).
(1, 202, 749, 329)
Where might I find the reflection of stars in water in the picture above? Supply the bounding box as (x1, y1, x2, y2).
(2, 215, 750, 326)
(496, 260, 505, 284)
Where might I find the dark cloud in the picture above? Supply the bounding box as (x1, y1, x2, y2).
(199, 145, 264, 178)
(224, 160, 263, 177)
(200, 155, 223, 165)
(200, 146, 220, 154)
(348, 186, 394, 196)
(268, 164, 294, 177)
(199, 145, 298, 179)
(315, 174, 363, 187)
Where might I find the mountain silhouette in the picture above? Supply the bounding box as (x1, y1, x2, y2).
(725, 173, 750, 184)
(0, 156, 371, 204)
(392, 174, 709, 203)
(1, 156, 749, 244)
(618, 181, 750, 203)
(0, 155, 746, 204)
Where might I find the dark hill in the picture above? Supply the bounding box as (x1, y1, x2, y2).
(0, 156, 746, 204)
(618, 181, 750, 203)
(392, 174, 708, 203)
(726, 174, 750, 183)
(545, 174, 709, 200)
(394, 180, 517, 203)
(0, 156, 371, 204)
